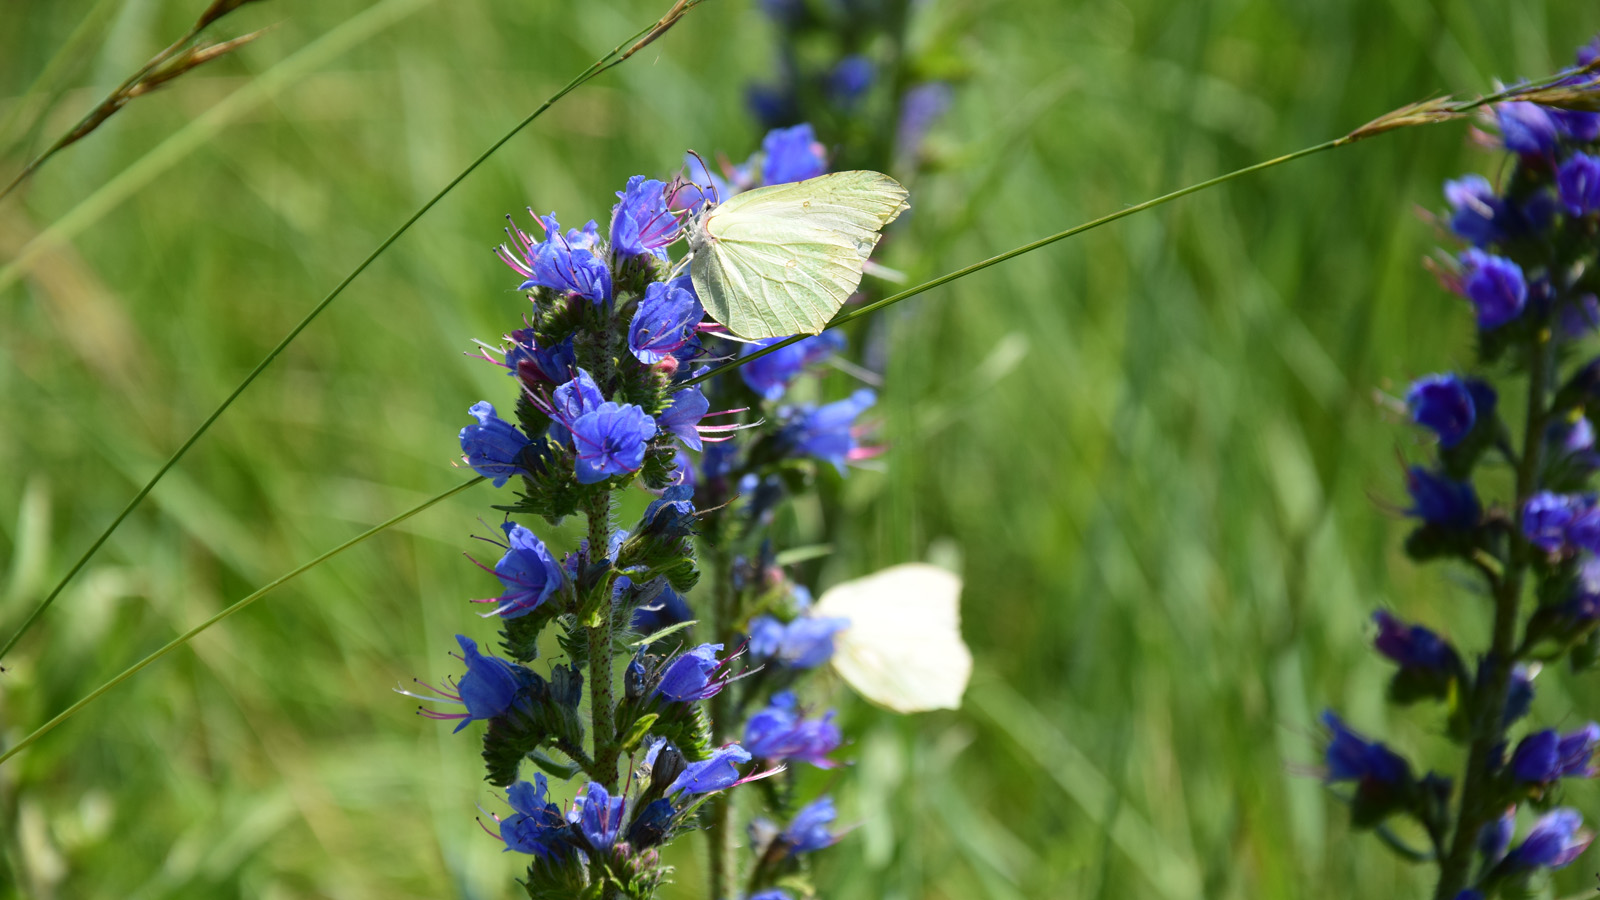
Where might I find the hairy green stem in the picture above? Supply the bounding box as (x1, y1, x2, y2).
(586, 492, 620, 790)
(1434, 332, 1552, 898)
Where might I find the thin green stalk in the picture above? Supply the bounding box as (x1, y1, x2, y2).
(683, 138, 1345, 388)
(0, 0, 707, 665)
(1434, 333, 1552, 899)
(0, 477, 485, 766)
(683, 66, 1600, 391)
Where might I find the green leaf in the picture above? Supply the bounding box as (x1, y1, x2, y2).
(628, 620, 699, 648)
(620, 713, 660, 752)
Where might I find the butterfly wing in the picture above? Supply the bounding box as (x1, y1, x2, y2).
(691, 170, 909, 339)
(813, 563, 971, 713)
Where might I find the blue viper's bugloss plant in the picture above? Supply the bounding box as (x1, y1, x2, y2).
(1323, 34, 1600, 900)
(406, 123, 891, 900)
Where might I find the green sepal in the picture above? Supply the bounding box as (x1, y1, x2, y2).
(528, 749, 582, 780)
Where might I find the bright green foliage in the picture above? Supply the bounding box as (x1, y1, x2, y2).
(4, 1, 1600, 899)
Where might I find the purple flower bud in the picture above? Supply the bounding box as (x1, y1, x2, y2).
(1445, 175, 1509, 246)
(1405, 467, 1481, 530)
(505, 330, 576, 386)
(1479, 807, 1515, 865)
(1507, 808, 1593, 870)
(1501, 722, 1594, 787)
(460, 402, 534, 487)
(1322, 711, 1411, 786)
(1406, 374, 1478, 447)
(761, 124, 827, 186)
(742, 692, 843, 768)
(827, 55, 875, 108)
(1458, 249, 1527, 330)
(571, 402, 658, 484)
(1497, 101, 1561, 156)
(626, 798, 677, 849)
(1372, 610, 1458, 672)
(1559, 152, 1600, 216)
(666, 744, 753, 795)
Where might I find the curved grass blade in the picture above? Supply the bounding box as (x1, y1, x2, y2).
(0, 0, 707, 664)
(0, 476, 485, 767)
(683, 67, 1600, 389)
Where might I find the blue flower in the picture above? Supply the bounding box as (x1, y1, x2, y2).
(571, 402, 658, 484)
(761, 123, 827, 185)
(1523, 491, 1592, 552)
(1497, 101, 1561, 156)
(460, 402, 534, 487)
(748, 615, 848, 668)
(741, 333, 846, 400)
(656, 643, 732, 701)
(611, 176, 683, 261)
(1445, 175, 1511, 246)
(658, 387, 710, 451)
(667, 744, 753, 795)
(631, 584, 694, 635)
(1458, 249, 1527, 330)
(1406, 466, 1481, 530)
(505, 330, 576, 385)
(638, 484, 697, 546)
(500, 775, 573, 859)
(1322, 711, 1411, 786)
(782, 389, 877, 474)
(451, 635, 523, 732)
(552, 369, 605, 431)
(630, 282, 703, 365)
(742, 692, 842, 768)
(1406, 374, 1480, 447)
(497, 213, 612, 304)
(779, 796, 841, 854)
(1506, 808, 1593, 870)
(1511, 724, 1600, 784)
(570, 782, 625, 853)
(1559, 152, 1600, 216)
(896, 82, 953, 162)
(827, 55, 874, 108)
(1372, 610, 1458, 673)
(486, 522, 564, 618)
(748, 893, 793, 900)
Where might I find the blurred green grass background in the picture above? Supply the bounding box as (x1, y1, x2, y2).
(3, 0, 1600, 897)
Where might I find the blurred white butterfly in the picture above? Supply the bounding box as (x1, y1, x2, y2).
(813, 562, 972, 713)
(687, 170, 909, 340)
